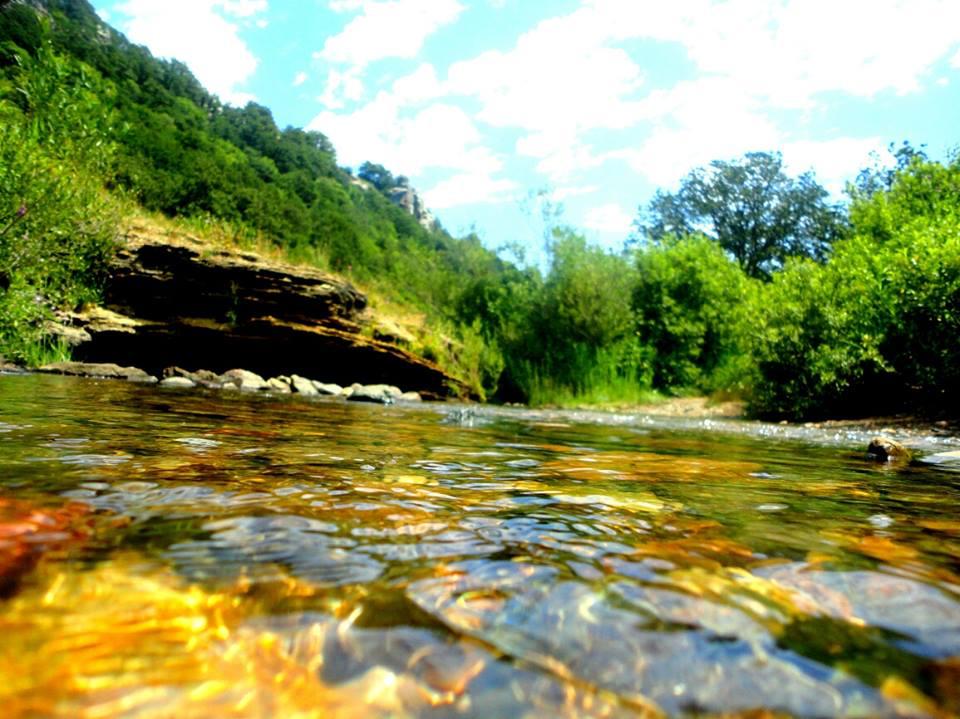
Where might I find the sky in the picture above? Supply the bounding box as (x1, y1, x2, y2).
(92, 0, 960, 261)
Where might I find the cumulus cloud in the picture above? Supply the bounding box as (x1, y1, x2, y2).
(293, 71, 308, 87)
(114, 0, 267, 105)
(782, 137, 885, 195)
(309, 93, 500, 178)
(424, 172, 518, 209)
(320, 0, 464, 67)
(582, 202, 634, 235)
(309, 0, 960, 219)
(317, 0, 464, 108)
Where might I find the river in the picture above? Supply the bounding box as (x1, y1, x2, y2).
(1, 374, 959, 717)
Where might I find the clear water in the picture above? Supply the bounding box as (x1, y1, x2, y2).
(1, 374, 959, 718)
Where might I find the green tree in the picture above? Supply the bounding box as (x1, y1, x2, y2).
(636, 151, 846, 279)
(633, 235, 757, 393)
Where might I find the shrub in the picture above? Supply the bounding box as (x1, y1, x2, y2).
(633, 235, 757, 394)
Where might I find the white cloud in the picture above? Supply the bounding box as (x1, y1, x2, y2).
(442, 0, 960, 184)
(611, 78, 781, 187)
(293, 71, 308, 87)
(319, 0, 464, 67)
(424, 172, 517, 209)
(309, 0, 960, 224)
(953, 48, 960, 68)
(309, 96, 500, 178)
(782, 137, 885, 195)
(114, 0, 267, 105)
(582, 202, 634, 235)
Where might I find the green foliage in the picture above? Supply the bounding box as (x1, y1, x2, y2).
(0, 43, 119, 364)
(749, 155, 960, 418)
(633, 235, 757, 393)
(637, 152, 846, 279)
(461, 228, 652, 404)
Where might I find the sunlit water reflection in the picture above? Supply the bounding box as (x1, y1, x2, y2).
(1, 374, 959, 717)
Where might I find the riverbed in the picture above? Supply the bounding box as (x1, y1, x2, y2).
(1, 374, 958, 717)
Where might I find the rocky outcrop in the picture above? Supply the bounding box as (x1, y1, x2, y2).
(59, 229, 471, 400)
(387, 185, 436, 230)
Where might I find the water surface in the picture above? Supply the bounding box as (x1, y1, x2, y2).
(1, 374, 959, 718)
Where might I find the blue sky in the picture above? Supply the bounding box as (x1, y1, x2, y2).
(93, 0, 960, 262)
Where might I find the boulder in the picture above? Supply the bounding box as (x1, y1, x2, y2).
(266, 377, 292, 393)
(313, 381, 343, 396)
(220, 368, 267, 391)
(347, 384, 403, 404)
(38, 362, 157, 383)
(866, 437, 911, 462)
(162, 366, 222, 388)
(159, 376, 195, 389)
(400, 391, 422, 402)
(917, 450, 960, 467)
(290, 375, 318, 395)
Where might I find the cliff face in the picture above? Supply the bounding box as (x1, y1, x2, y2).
(59, 229, 470, 400)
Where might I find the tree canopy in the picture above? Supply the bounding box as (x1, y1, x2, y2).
(635, 151, 846, 279)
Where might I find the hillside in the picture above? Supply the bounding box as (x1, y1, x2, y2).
(0, 0, 518, 396)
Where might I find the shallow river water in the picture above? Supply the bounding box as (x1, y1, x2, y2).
(1, 374, 959, 718)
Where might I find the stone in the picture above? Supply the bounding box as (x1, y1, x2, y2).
(400, 391, 422, 402)
(347, 384, 401, 404)
(866, 437, 911, 462)
(220, 369, 267, 391)
(159, 376, 195, 389)
(0, 354, 23, 372)
(918, 450, 960, 467)
(313, 381, 344, 396)
(38, 362, 157, 383)
(290, 375, 318, 395)
(163, 367, 223, 388)
(266, 377, 292, 393)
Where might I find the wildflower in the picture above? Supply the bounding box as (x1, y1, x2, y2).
(16, 205, 27, 218)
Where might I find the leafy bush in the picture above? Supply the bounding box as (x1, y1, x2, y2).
(633, 235, 757, 394)
(0, 43, 119, 364)
(748, 155, 960, 418)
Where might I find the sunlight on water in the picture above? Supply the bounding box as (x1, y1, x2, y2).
(1, 375, 958, 717)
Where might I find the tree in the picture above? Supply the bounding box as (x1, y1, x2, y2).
(357, 161, 395, 192)
(635, 151, 846, 279)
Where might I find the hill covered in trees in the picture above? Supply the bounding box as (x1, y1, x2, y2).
(1, 0, 957, 419)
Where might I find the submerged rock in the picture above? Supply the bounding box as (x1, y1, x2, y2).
(918, 450, 960, 467)
(38, 361, 157, 383)
(290, 375, 318, 395)
(347, 384, 402, 404)
(313, 381, 344, 396)
(163, 366, 222, 388)
(866, 437, 911, 462)
(159, 376, 195, 389)
(220, 369, 267, 392)
(266, 377, 292, 393)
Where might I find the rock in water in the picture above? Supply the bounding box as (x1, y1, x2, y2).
(38, 362, 157, 383)
(220, 369, 267, 391)
(159, 376, 195, 389)
(347, 384, 402, 404)
(290, 375, 318, 395)
(867, 437, 911, 462)
(313, 381, 344, 396)
(266, 377, 292, 393)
